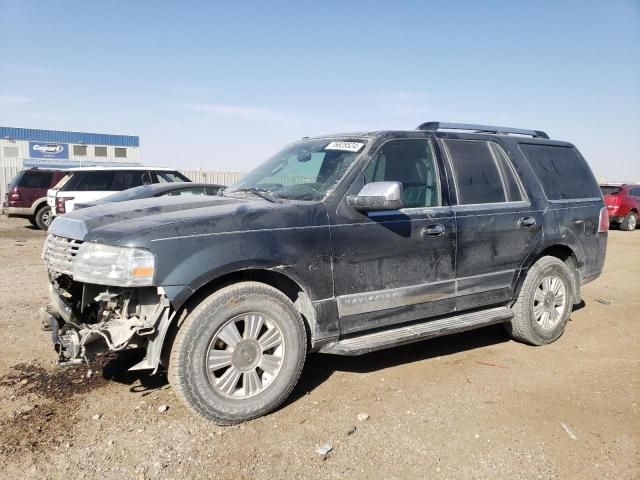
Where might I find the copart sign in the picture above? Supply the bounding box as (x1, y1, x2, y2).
(29, 142, 69, 159)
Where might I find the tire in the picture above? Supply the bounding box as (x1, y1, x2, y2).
(505, 256, 575, 346)
(620, 212, 637, 231)
(168, 282, 307, 424)
(35, 206, 53, 230)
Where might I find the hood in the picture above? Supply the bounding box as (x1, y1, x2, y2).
(48, 195, 325, 246)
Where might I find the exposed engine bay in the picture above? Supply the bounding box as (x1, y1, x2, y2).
(42, 273, 172, 372)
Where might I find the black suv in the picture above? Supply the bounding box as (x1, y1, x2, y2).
(42, 122, 608, 424)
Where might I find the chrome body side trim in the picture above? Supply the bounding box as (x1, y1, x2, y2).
(336, 279, 455, 317)
(336, 270, 516, 317)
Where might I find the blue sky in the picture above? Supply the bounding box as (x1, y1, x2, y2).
(1, 0, 638, 179)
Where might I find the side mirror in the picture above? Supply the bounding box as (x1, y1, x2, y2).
(347, 181, 403, 212)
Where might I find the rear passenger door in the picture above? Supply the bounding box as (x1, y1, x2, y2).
(440, 138, 543, 311)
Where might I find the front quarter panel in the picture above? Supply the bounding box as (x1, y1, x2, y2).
(128, 202, 334, 303)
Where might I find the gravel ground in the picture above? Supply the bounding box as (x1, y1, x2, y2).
(0, 215, 638, 480)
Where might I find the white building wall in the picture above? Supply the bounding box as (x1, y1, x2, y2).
(0, 139, 139, 163)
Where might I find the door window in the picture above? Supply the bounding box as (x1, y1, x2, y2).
(364, 139, 439, 208)
(443, 139, 524, 205)
(111, 171, 144, 190)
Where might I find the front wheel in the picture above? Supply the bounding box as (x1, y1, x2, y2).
(505, 256, 575, 346)
(168, 282, 307, 424)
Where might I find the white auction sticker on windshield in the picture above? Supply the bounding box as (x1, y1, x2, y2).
(325, 141, 365, 153)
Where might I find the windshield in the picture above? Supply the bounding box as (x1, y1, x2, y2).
(600, 186, 622, 195)
(226, 138, 366, 201)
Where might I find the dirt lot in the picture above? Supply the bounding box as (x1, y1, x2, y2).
(0, 215, 638, 480)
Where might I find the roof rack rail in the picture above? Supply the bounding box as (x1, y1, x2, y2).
(416, 121, 549, 139)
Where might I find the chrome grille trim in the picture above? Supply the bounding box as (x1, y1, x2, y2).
(43, 235, 83, 276)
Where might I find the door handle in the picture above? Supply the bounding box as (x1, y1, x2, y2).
(518, 216, 536, 228)
(422, 224, 445, 238)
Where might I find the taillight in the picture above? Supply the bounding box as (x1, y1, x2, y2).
(598, 206, 609, 233)
(9, 187, 21, 201)
(56, 196, 73, 215)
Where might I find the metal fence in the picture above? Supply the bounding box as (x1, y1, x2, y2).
(181, 170, 245, 186)
(0, 158, 23, 201)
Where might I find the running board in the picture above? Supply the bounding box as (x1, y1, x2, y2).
(320, 306, 513, 356)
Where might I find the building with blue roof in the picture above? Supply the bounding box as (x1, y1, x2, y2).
(0, 126, 141, 198)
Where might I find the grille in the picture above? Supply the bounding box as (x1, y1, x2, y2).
(43, 235, 83, 276)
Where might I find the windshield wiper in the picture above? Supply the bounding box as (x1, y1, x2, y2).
(227, 187, 280, 203)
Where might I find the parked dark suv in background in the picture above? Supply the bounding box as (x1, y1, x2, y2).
(3, 168, 66, 230)
(42, 122, 608, 425)
(600, 183, 639, 231)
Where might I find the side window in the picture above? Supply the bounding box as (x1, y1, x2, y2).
(630, 188, 640, 198)
(111, 171, 144, 191)
(154, 171, 191, 183)
(519, 144, 601, 200)
(20, 172, 53, 189)
(77, 172, 115, 191)
(363, 139, 439, 208)
(73, 145, 87, 156)
(444, 139, 508, 205)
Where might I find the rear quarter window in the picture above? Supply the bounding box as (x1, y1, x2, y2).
(519, 144, 600, 201)
(19, 172, 53, 189)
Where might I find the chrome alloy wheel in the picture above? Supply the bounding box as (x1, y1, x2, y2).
(206, 313, 285, 399)
(42, 209, 52, 226)
(532, 275, 567, 330)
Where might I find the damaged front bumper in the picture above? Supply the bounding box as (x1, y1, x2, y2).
(42, 281, 174, 373)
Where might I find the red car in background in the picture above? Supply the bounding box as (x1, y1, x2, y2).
(600, 183, 640, 231)
(2, 168, 66, 230)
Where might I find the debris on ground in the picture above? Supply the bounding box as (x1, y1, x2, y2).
(157, 404, 169, 413)
(347, 425, 357, 436)
(92, 413, 102, 421)
(316, 443, 333, 457)
(595, 298, 612, 305)
(357, 412, 370, 422)
(559, 421, 578, 440)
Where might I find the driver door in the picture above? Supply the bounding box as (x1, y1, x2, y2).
(329, 138, 457, 335)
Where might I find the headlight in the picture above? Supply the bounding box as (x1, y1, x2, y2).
(72, 243, 156, 287)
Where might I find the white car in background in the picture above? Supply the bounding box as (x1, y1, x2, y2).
(47, 166, 192, 216)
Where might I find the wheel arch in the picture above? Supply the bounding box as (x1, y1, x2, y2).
(159, 267, 317, 370)
(31, 197, 49, 215)
(514, 243, 581, 306)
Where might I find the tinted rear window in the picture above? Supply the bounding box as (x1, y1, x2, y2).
(519, 144, 600, 200)
(600, 186, 622, 195)
(19, 172, 53, 189)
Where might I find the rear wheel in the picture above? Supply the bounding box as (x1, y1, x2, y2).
(506, 256, 575, 345)
(620, 212, 637, 231)
(168, 282, 307, 424)
(35, 206, 53, 230)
